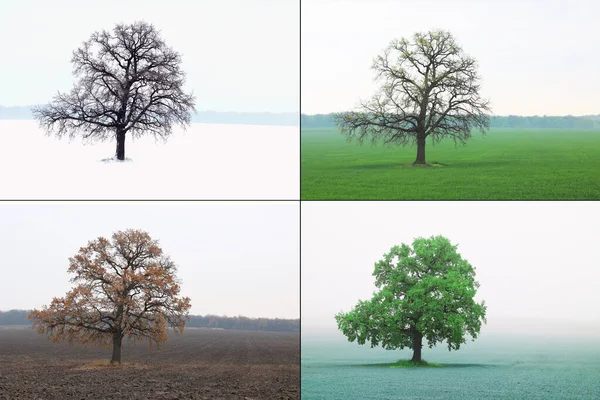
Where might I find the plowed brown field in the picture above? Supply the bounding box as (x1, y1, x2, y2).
(0, 327, 299, 399)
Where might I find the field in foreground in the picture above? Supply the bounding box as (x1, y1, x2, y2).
(0, 120, 298, 200)
(301, 128, 600, 200)
(301, 333, 600, 399)
(0, 327, 299, 399)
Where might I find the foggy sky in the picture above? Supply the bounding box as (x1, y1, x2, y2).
(302, 0, 600, 116)
(0, 0, 299, 113)
(0, 202, 299, 319)
(301, 201, 600, 337)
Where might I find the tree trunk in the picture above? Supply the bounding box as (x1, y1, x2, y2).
(115, 129, 126, 161)
(411, 330, 423, 363)
(413, 135, 426, 165)
(110, 332, 123, 365)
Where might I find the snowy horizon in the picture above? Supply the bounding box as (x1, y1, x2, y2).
(0, 105, 299, 126)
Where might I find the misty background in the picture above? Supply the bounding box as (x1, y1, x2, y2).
(301, 201, 600, 339)
(302, 0, 600, 116)
(0, 202, 299, 319)
(0, 0, 298, 115)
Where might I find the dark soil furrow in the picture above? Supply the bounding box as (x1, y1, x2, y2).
(0, 327, 299, 399)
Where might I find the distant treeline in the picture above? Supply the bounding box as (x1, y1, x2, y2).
(0, 106, 299, 126)
(188, 314, 299, 332)
(0, 310, 299, 333)
(301, 113, 600, 130)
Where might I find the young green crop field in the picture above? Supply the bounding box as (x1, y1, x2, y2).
(302, 334, 600, 400)
(301, 128, 600, 200)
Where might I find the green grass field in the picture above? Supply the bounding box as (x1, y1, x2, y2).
(301, 128, 600, 200)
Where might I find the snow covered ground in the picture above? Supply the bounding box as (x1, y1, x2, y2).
(0, 121, 299, 199)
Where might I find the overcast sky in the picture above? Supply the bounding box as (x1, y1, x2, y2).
(302, 201, 600, 338)
(0, 0, 298, 113)
(0, 202, 299, 319)
(302, 0, 600, 116)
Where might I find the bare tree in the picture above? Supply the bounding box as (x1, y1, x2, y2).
(33, 21, 196, 160)
(334, 30, 491, 165)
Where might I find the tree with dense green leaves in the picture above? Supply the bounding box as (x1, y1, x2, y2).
(335, 235, 486, 363)
(334, 30, 491, 165)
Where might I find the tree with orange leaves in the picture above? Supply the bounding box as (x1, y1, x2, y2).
(29, 229, 192, 364)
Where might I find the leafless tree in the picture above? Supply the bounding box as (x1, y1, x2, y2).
(334, 30, 491, 165)
(33, 21, 196, 160)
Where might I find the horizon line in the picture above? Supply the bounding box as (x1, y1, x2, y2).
(0, 309, 299, 321)
(300, 112, 600, 118)
(0, 105, 298, 115)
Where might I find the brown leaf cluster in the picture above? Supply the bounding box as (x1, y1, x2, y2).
(29, 229, 192, 350)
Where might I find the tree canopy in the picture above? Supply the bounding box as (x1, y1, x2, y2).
(335, 235, 486, 363)
(33, 21, 196, 160)
(334, 30, 491, 165)
(29, 229, 192, 364)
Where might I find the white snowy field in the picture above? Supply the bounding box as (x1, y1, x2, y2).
(0, 121, 299, 199)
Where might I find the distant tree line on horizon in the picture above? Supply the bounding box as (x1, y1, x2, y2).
(301, 113, 600, 130)
(188, 314, 299, 332)
(0, 309, 299, 333)
(0, 105, 298, 127)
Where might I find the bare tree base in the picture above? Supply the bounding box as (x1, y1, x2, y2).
(403, 162, 445, 167)
(100, 157, 133, 163)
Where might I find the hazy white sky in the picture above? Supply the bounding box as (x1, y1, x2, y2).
(302, 0, 600, 116)
(0, 202, 299, 319)
(302, 201, 600, 337)
(0, 0, 299, 113)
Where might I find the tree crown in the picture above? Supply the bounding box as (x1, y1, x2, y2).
(335, 30, 491, 147)
(335, 235, 486, 352)
(29, 229, 192, 350)
(33, 21, 196, 142)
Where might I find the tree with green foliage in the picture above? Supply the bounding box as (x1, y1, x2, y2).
(334, 30, 491, 165)
(335, 235, 486, 363)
